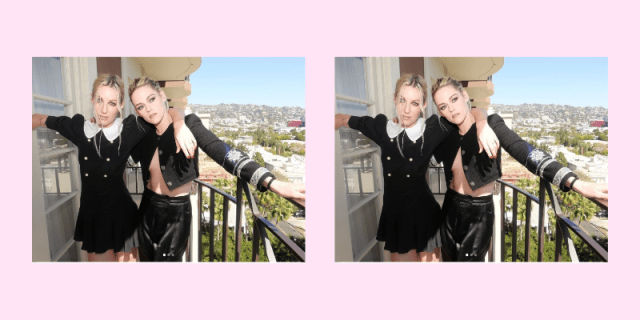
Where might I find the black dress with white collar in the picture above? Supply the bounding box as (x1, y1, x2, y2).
(348, 114, 454, 254)
(45, 114, 151, 254)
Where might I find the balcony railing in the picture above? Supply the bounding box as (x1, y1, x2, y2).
(344, 166, 374, 195)
(427, 164, 608, 262)
(124, 165, 305, 262)
(427, 163, 446, 195)
(124, 165, 144, 194)
(491, 179, 607, 262)
(187, 179, 305, 262)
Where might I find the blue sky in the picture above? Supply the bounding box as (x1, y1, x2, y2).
(189, 57, 305, 108)
(491, 57, 608, 108)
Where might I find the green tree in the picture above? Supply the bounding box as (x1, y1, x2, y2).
(556, 152, 568, 167)
(504, 226, 570, 262)
(292, 130, 305, 141)
(201, 227, 304, 262)
(505, 178, 539, 241)
(254, 152, 265, 167)
(256, 189, 296, 223)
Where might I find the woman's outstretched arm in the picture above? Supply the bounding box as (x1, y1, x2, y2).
(565, 178, 608, 207)
(263, 177, 306, 207)
(488, 114, 608, 202)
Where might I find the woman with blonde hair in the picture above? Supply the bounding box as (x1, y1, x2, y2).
(128, 77, 305, 262)
(335, 74, 499, 262)
(32, 74, 197, 262)
(431, 77, 608, 261)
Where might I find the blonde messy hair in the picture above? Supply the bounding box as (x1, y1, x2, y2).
(431, 77, 470, 110)
(394, 73, 429, 106)
(92, 74, 125, 105)
(128, 77, 163, 101)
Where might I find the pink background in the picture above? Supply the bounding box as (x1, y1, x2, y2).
(9, 0, 636, 318)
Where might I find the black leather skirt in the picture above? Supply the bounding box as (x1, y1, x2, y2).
(137, 188, 192, 262)
(440, 188, 494, 262)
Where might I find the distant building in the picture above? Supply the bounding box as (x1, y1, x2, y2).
(233, 135, 253, 145)
(288, 120, 303, 127)
(537, 135, 556, 145)
(281, 140, 305, 145)
(590, 119, 605, 127)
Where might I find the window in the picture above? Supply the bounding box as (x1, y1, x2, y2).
(335, 58, 384, 261)
(32, 57, 81, 262)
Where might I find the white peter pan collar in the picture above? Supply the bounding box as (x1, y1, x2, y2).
(386, 118, 426, 142)
(84, 118, 123, 142)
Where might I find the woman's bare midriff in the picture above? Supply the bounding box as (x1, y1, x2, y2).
(449, 148, 494, 197)
(146, 148, 192, 197)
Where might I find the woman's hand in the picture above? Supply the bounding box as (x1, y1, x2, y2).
(269, 180, 306, 207)
(32, 114, 47, 130)
(173, 120, 197, 159)
(476, 120, 500, 159)
(335, 114, 350, 130)
(572, 180, 608, 208)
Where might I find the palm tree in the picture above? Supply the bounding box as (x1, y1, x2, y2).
(513, 178, 538, 241)
(209, 178, 236, 241)
(558, 189, 598, 224)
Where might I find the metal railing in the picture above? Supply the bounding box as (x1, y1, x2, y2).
(425, 163, 607, 262)
(491, 178, 607, 262)
(124, 165, 304, 262)
(344, 166, 373, 195)
(187, 179, 305, 262)
(124, 165, 144, 195)
(41, 166, 69, 195)
(427, 163, 446, 195)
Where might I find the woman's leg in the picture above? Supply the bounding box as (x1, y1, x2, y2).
(419, 247, 441, 262)
(115, 248, 139, 262)
(440, 193, 459, 261)
(457, 202, 494, 261)
(150, 198, 191, 262)
(87, 249, 117, 262)
(390, 249, 419, 262)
